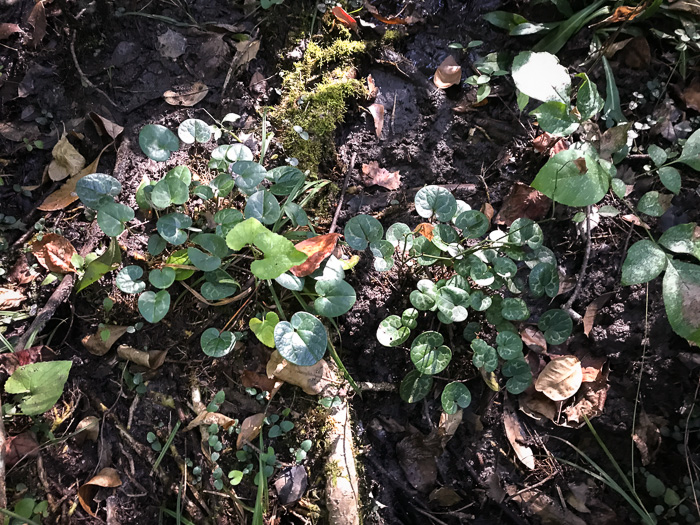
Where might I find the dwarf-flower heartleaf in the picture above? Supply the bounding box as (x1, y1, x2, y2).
(454, 210, 489, 239)
(97, 201, 134, 237)
(200, 328, 237, 357)
(441, 382, 472, 414)
(659, 223, 700, 261)
(621, 240, 668, 286)
(496, 331, 524, 360)
(314, 279, 356, 318)
(187, 247, 221, 272)
(400, 370, 433, 403)
(471, 339, 498, 372)
(501, 297, 530, 321)
(538, 309, 572, 345)
(273, 312, 327, 366)
(385, 222, 413, 251)
(436, 286, 470, 323)
(377, 315, 410, 347)
(149, 267, 176, 289)
(138, 290, 171, 324)
(529, 262, 559, 298)
(201, 270, 238, 300)
(508, 218, 544, 250)
(415, 185, 457, 221)
(267, 166, 305, 196)
(662, 260, 700, 344)
(157, 213, 192, 245)
(244, 190, 281, 225)
(116, 265, 146, 294)
(76, 174, 122, 209)
(151, 176, 189, 209)
(232, 161, 267, 195)
(178, 118, 211, 144)
(410, 331, 452, 375)
(139, 124, 179, 161)
(344, 214, 383, 250)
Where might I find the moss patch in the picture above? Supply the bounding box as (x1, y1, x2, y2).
(273, 38, 367, 175)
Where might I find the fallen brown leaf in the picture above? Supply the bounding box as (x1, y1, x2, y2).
(367, 74, 378, 99)
(532, 132, 569, 156)
(48, 133, 86, 182)
(31, 233, 78, 273)
(621, 214, 649, 228)
(534, 356, 582, 402)
(682, 77, 700, 112)
(163, 81, 209, 106)
(185, 410, 237, 432)
(494, 182, 551, 226)
(429, 487, 462, 507)
(396, 430, 438, 492)
(82, 326, 130, 356)
(117, 345, 168, 370)
(26, 0, 46, 47)
(503, 406, 535, 469)
(331, 6, 358, 31)
(5, 432, 40, 467)
(520, 327, 547, 354)
(0, 288, 25, 309)
(583, 293, 614, 336)
(414, 223, 435, 241)
(237, 413, 265, 449)
(0, 23, 21, 40)
(507, 485, 587, 525)
(619, 36, 651, 69)
(7, 254, 38, 285)
(368, 103, 385, 138)
(289, 233, 342, 277)
(266, 350, 339, 396)
(481, 202, 495, 223)
(241, 370, 279, 393)
(360, 161, 401, 190)
(433, 56, 461, 89)
(89, 112, 124, 140)
(598, 5, 644, 24)
(75, 416, 100, 444)
(78, 468, 122, 518)
(632, 411, 664, 466)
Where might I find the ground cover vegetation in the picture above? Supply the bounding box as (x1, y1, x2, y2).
(1, 0, 700, 524)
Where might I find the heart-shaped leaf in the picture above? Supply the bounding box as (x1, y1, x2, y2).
(211, 174, 235, 198)
(314, 279, 356, 318)
(187, 247, 221, 272)
(509, 218, 544, 250)
(496, 331, 524, 360)
(244, 190, 281, 225)
(410, 331, 452, 375)
(200, 327, 237, 357)
(663, 260, 700, 344)
(149, 267, 176, 289)
(529, 262, 559, 298)
(399, 370, 433, 403)
(232, 161, 267, 194)
(178, 118, 212, 144)
(538, 309, 572, 345)
(659, 223, 700, 262)
(157, 213, 192, 245)
(166, 249, 194, 281)
(454, 210, 489, 239)
(512, 51, 571, 103)
(116, 265, 146, 294)
(138, 290, 171, 323)
(402, 308, 419, 329)
(214, 209, 243, 236)
(493, 257, 517, 278)
(621, 240, 667, 286)
(415, 185, 457, 221)
(273, 312, 327, 366)
(151, 177, 189, 209)
(344, 214, 383, 250)
(637, 191, 672, 217)
(274, 272, 306, 291)
(470, 290, 492, 311)
(410, 279, 437, 311)
(201, 270, 238, 300)
(531, 151, 610, 207)
(411, 236, 441, 266)
(139, 124, 179, 161)
(97, 201, 134, 237)
(385, 222, 413, 251)
(441, 382, 472, 414)
(148, 235, 167, 256)
(267, 166, 305, 196)
(284, 202, 308, 227)
(436, 285, 470, 323)
(471, 339, 498, 372)
(193, 233, 229, 258)
(76, 174, 121, 209)
(5, 361, 72, 416)
(250, 312, 279, 348)
(377, 315, 410, 347)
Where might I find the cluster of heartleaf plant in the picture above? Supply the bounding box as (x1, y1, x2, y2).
(75, 117, 359, 374)
(356, 185, 573, 413)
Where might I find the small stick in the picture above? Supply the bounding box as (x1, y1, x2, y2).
(70, 32, 120, 109)
(562, 205, 592, 322)
(329, 152, 356, 234)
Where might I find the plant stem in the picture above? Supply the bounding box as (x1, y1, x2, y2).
(266, 281, 287, 321)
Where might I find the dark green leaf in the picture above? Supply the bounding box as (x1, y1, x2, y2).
(441, 382, 471, 414)
(663, 260, 700, 344)
(501, 297, 530, 321)
(531, 150, 610, 206)
(244, 190, 281, 225)
(637, 191, 672, 217)
(139, 124, 179, 161)
(531, 101, 579, 136)
(415, 185, 457, 222)
(149, 267, 176, 289)
(454, 210, 489, 238)
(75, 173, 121, 209)
(538, 309, 572, 345)
(273, 312, 327, 366)
(659, 223, 700, 261)
(399, 370, 433, 403)
(344, 214, 383, 250)
(529, 262, 559, 298)
(200, 328, 237, 357)
(116, 265, 146, 294)
(621, 240, 667, 286)
(157, 213, 192, 245)
(138, 290, 171, 323)
(314, 279, 356, 318)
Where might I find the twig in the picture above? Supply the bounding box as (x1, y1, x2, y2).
(562, 205, 592, 322)
(329, 152, 356, 234)
(16, 274, 74, 351)
(70, 32, 120, 109)
(0, 397, 6, 511)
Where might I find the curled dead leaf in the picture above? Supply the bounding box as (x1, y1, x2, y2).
(78, 468, 122, 518)
(368, 103, 385, 138)
(414, 223, 435, 241)
(31, 233, 78, 273)
(494, 182, 551, 227)
(433, 55, 461, 89)
(532, 132, 569, 156)
(163, 81, 209, 107)
(89, 112, 124, 140)
(75, 416, 100, 443)
(26, 1, 46, 47)
(237, 413, 265, 449)
(117, 345, 168, 370)
(331, 6, 358, 31)
(0, 23, 22, 40)
(48, 134, 86, 182)
(0, 287, 25, 309)
(185, 410, 237, 432)
(583, 293, 614, 337)
(367, 74, 378, 99)
(682, 77, 700, 112)
(534, 356, 582, 402)
(289, 233, 342, 277)
(520, 327, 547, 354)
(5, 432, 39, 467)
(82, 326, 130, 356)
(599, 5, 644, 24)
(267, 350, 339, 396)
(360, 161, 401, 191)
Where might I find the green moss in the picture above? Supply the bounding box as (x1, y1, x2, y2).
(273, 39, 367, 175)
(381, 29, 405, 45)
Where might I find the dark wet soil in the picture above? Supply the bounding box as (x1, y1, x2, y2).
(2, 0, 700, 524)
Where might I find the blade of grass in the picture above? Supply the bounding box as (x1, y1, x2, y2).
(160, 508, 196, 525)
(152, 421, 181, 472)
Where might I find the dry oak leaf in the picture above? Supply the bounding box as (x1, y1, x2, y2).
(48, 133, 86, 182)
(494, 182, 551, 226)
(0, 287, 25, 309)
(82, 325, 130, 356)
(237, 413, 265, 449)
(241, 370, 279, 393)
(78, 467, 122, 518)
(26, 0, 46, 47)
(368, 103, 385, 138)
(289, 233, 342, 277)
(89, 112, 124, 140)
(361, 161, 401, 190)
(433, 56, 462, 89)
(39, 143, 110, 211)
(534, 356, 582, 402)
(164, 81, 209, 106)
(31, 233, 78, 273)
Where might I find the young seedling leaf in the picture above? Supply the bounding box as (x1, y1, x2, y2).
(314, 279, 356, 318)
(138, 290, 171, 324)
(139, 124, 179, 161)
(96, 201, 134, 237)
(178, 118, 212, 144)
(621, 240, 667, 286)
(410, 331, 452, 374)
(441, 382, 471, 414)
(151, 177, 189, 209)
(344, 214, 384, 250)
(157, 212, 192, 245)
(149, 267, 176, 289)
(377, 315, 411, 347)
(400, 370, 433, 403)
(200, 327, 237, 357)
(470, 290, 492, 311)
(250, 312, 279, 348)
(415, 185, 458, 222)
(538, 309, 572, 345)
(273, 312, 327, 366)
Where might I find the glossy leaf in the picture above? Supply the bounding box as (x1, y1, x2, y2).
(200, 328, 237, 357)
(415, 185, 457, 221)
(5, 361, 72, 415)
(157, 213, 192, 245)
(663, 260, 700, 344)
(470, 290, 492, 311)
(538, 309, 572, 345)
(97, 201, 134, 236)
(187, 247, 221, 272)
(502, 297, 530, 321)
(377, 315, 410, 347)
(178, 118, 211, 144)
(116, 265, 146, 294)
(149, 267, 176, 289)
(138, 290, 171, 324)
(621, 240, 667, 286)
(529, 262, 559, 298)
(441, 382, 472, 414)
(273, 312, 327, 366)
(471, 339, 498, 372)
(659, 167, 681, 195)
(344, 214, 383, 250)
(410, 279, 437, 311)
(496, 331, 524, 360)
(75, 173, 121, 209)
(531, 150, 610, 206)
(314, 279, 356, 318)
(244, 190, 281, 225)
(575, 73, 604, 121)
(659, 223, 700, 261)
(411, 331, 452, 374)
(454, 210, 489, 238)
(151, 177, 189, 209)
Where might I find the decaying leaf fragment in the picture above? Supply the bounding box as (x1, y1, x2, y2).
(0, 288, 25, 309)
(266, 350, 339, 396)
(79, 468, 122, 517)
(360, 161, 401, 190)
(414, 223, 435, 241)
(185, 410, 237, 432)
(89, 112, 124, 140)
(507, 485, 587, 525)
(682, 77, 700, 112)
(48, 133, 86, 182)
(289, 233, 342, 277)
(583, 293, 614, 336)
(31, 233, 78, 273)
(331, 6, 358, 31)
(5, 431, 40, 467)
(75, 416, 100, 444)
(82, 326, 130, 356)
(163, 81, 209, 106)
(117, 345, 168, 370)
(494, 182, 551, 226)
(368, 103, 385, 138)
(433, 56, 461, 89)
(237, 413, 265, 449)
(503, 407, 535, 470)
(532, 132, 569, 157)
(534, 356, 582, 402)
